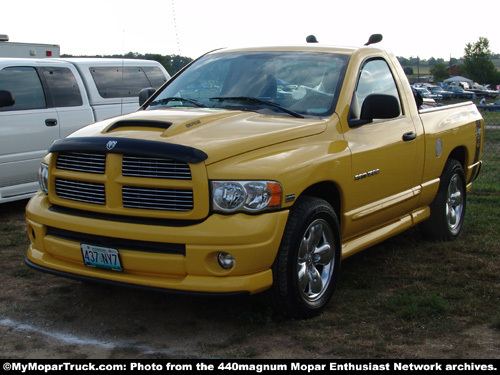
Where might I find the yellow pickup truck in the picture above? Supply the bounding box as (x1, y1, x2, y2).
(25, 37, 484, 318)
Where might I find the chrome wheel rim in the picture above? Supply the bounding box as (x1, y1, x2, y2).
(297, 218, 335, 303)
(446, 173, 464, 234)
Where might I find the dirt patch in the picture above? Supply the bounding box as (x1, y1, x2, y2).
(1, 199, 499, 359)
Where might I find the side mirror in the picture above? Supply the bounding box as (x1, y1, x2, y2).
(349, 94, 400, 127)
(0, 90, 15, 108)
(139, 87, 156, 107)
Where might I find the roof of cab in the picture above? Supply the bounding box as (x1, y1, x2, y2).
(205, 44, 370, 56)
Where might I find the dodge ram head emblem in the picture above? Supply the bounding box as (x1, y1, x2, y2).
(106, 140, 118, 150)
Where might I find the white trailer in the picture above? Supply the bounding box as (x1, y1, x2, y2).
(0, 34, 60, 58)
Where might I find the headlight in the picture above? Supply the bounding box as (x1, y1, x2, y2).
(211, 180, 282, 213)
(38, 163, 49, 193)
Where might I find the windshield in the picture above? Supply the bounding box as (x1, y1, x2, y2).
(147, 51, 349, 118)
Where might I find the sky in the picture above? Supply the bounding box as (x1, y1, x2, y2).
(1, 0, 498, 61)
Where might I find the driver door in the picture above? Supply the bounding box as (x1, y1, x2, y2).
(342, 58, 421, 240)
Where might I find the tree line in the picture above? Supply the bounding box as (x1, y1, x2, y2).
(63, 37, 499, 86)
(398, 37, 500, 85)
(61, 52, 193, 76)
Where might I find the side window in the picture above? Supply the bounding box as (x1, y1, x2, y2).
(350, 59, 401, 120)
(90, 67, 152, 98)
(143, 66, 168, 88)
(0, 67, 46, 110)
(41, 67, 83, 107)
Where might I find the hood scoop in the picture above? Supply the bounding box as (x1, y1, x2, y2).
(105, 120, 173, 133)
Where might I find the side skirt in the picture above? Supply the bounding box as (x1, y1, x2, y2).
(341, 207, 430, 259)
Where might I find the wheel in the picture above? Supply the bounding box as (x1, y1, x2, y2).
(271, 196, 341, 318)
(420, 159, 466, 241)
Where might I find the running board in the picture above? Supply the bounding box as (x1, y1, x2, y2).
(341, 207, 430, 259)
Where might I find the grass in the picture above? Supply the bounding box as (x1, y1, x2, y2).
(0, 130, 498, 359)
(256, 129, 500, 357)
(384, 292, 447, 320)
(473, 129, 500, 192)
(0, 220, 29, 248)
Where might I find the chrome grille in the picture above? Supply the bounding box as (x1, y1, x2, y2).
(122, 186, 193, 211)
(53, 152, 196, 212)
(122, 155, 191, 180)
(56, 152, 106, 174)
(55, 178, 106, 205)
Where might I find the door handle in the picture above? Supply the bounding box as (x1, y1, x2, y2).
(45, 118, 58, 127)
(402, 132, 416, 142)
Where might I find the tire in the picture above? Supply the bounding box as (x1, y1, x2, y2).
(420, 159, 466, 241)
(271, 196, 341, 319)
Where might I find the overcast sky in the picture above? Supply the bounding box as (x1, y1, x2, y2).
(2, 0, 498, 60)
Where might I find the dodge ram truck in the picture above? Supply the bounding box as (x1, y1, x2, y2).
(25, 37, 484, 318)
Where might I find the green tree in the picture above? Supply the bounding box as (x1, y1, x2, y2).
(462, 37, 499, 84)
(430, 63, 450, 82)
(403, 66, 414, 75)
(61, 52, 193, 76)
(397, 56, 410, 66)
(170, 55, 193, 74)
(122, 52, 192, 75)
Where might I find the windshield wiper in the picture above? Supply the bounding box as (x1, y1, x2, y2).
(151, 97, 206, 108)
(210, 97, 304, 118)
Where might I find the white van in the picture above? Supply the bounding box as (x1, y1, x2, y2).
(0, 58, 170, 203)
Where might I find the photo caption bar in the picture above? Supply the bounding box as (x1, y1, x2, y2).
(2, 359, 499, 374)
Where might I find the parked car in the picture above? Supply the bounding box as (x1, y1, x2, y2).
(449, 86, 474, 99)
(0, 57, 170, 203)
(428, 86, 455, 99)
(415, 87, 443, 100)
(470, 85, 498, 99)
(484, 99, 500, 111)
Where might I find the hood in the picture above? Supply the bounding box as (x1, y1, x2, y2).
(69, 108, 327, 164)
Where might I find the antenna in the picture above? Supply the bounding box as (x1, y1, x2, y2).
(171, 0, 182, 55)
(364, 34, 383, 46)
(121, 29, 125, 115)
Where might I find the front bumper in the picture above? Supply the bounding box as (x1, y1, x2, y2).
(26, 193, 289, 294)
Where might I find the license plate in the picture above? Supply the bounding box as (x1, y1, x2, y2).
(81, 244, 123, 271)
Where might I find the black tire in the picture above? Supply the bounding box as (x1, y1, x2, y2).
(420, 159, 466, 241)
(271, 196, 341, 318)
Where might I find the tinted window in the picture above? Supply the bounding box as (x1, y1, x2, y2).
(0, 67, 46, 110)
(90, 67, 156, 98)
(350, 58, 401, 119)
(41, 67, 83, 107)
(143, 66, 168, 87)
